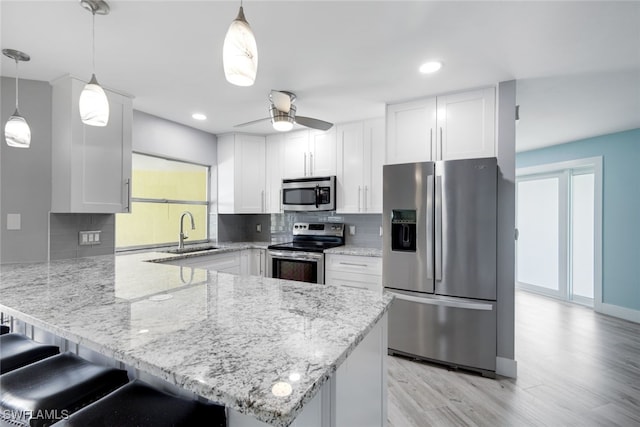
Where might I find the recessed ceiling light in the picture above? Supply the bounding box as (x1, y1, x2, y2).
(419, 61, 443, 74)
(192, 113, 207, 121)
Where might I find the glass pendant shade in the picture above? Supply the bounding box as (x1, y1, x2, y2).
(79, 74, 109, 127)
(223, 6, 258, 87)
(5, 110, 31, 148)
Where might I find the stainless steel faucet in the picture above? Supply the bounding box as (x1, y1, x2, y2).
(178, 211, 195, 249)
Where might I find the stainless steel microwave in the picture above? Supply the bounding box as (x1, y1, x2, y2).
(282, 176, 336, 212)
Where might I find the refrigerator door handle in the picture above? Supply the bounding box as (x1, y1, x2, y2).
(386, 291, 493, 311)
(426, 174, 434, 280)
(435, 175, 443, 281)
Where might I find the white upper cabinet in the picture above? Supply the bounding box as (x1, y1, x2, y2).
(282, 128, 336, 178)
(337, 118, 385, 213)
(51, 76, 133, 213)
(265, 133, 283, 213)
(386, 86, 495, 164)
(386, 97, 436, 164)
(437, 87, 495, 160)
(217, 133, 266, 214)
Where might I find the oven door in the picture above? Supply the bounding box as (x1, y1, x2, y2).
(266, 250, 325, 284)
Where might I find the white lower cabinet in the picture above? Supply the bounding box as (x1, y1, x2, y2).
(162, 251, 241, 275)
(241, 249, 266, 277)
(324, 254, 382, 292)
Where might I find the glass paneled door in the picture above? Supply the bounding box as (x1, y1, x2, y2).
(516, 168, 596, 306)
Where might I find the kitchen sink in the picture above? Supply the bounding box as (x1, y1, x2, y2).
(164, 245, 219, 254)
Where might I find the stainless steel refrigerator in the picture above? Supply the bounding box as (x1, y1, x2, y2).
(383, 157, 497, 376)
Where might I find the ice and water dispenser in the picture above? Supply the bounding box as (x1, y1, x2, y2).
(391, 210, 417, 252)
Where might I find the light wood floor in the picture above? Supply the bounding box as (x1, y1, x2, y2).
(387, 290, 640, 426)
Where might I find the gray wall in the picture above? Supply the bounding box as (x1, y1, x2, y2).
(218, 214, 271, 243)
(50, 214, 115, 260)
(131, 110, 217, 241)
(496, 80, 517, 370)
(0, 77, 52, 264)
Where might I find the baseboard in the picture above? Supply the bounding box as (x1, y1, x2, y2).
(599, 303, 640, 324)
(496, 357, 517, 378)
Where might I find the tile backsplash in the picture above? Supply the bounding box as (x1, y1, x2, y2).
(49, 213, 115, 260)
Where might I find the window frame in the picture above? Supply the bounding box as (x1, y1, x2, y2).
(115, 152, 211, 252)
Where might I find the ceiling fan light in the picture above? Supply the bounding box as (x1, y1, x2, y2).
(79, 74, 110, 127)
(273, 118, 294, 132)
(223, 6, 258, 87)
(5, 111, 31, 148)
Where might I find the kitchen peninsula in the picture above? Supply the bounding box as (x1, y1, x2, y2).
(0, 251, 392, 427)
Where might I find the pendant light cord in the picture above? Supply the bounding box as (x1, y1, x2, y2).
(14, 59, 19, 111)
(92, 11, 96, 74)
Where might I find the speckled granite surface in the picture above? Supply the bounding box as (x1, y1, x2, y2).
(323, 245, 382, 257)
(0, 252, 392, 427)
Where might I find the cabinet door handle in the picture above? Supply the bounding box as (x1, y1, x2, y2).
(310, 152, 314, 176)
(304, 153, 307, 176)
(364, 185, 368, 212)
(339, 262, 368, 268)
(124, 179, 131, 212)
(261, 190, 265, 212)
(280, 189, 283, 212)
(429, 128, 433, 160)
(358, 186, 361, 212)
(439, 127, 443, 160)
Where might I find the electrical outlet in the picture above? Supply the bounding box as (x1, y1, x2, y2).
(79, 230, 102, 246)
(256, 224, 262, 233)
(349, 225, 356, 235)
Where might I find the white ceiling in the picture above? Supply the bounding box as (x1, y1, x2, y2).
(1, 1, 639, 152)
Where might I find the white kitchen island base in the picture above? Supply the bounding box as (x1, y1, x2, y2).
(0, 253, 392, 427)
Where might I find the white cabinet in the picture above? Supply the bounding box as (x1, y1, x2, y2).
(51, 76, 133, 213)
(217, 134, 266, 213)
(325, 254, 382, 292)
(386, 86, 495, 164)
(386, 97, 436, 164)
(265, 134, 283, 213)
(437, 88, 496, 160)
(162, 251, 241, 275)
(282, 128, 336, 178)
(240, 248, 265, 276)
(336, 118, 385, 213)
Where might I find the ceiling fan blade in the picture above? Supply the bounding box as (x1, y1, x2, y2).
(234, 117, 271, 128)
(295, 116, 334, 131)
(270, 90, 291, 113)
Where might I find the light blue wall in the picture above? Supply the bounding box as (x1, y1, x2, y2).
(516, 128, 640, 311)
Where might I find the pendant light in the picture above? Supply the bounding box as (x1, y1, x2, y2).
(223, 0, 258, 86)
(3, 49, 31, 148)
(79, 0, 110, 127)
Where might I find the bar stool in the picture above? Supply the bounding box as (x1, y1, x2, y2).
(0, 352, 130, 427)
(55, 379, 227, 427)
(0, 332, 60, 374)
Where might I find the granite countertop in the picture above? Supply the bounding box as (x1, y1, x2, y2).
(323, 245, 382, 257)
(0, 253, 393, 427)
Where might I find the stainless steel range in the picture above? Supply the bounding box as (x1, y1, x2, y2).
(267, 222, 345, 284)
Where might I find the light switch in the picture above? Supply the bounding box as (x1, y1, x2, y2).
(7, 214, 21, 230)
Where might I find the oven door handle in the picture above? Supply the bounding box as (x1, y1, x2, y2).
(268, 250, 323, 261)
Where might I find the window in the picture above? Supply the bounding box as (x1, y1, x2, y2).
(516, 157, 602, 307)
(116, 153, 209, 250)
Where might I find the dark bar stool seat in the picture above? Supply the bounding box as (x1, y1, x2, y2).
(0, 332, 60, 374)
(0, 324, 9, 335)
(0, 352, 129, 427)
(56, 379, 227, 427)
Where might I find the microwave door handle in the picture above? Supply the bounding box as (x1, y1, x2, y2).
(315, 185, 320, 208)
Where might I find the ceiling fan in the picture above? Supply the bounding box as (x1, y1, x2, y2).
(235, 90, 333, 132)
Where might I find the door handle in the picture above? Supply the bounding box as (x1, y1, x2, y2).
(358, 186, 361, 212)
(429, 128, 433, 160)
(124, 178, 131, 212)
(387, 291, 493, 311)
(426, 174, 434, 280)
(435, 175, 443, 281)
(310, 152, 314, 176)
(315, 185, 320, 208)
(439, 127, 443, 160)
(364, 185, 368, 211)
(304, 153, 307, 176)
